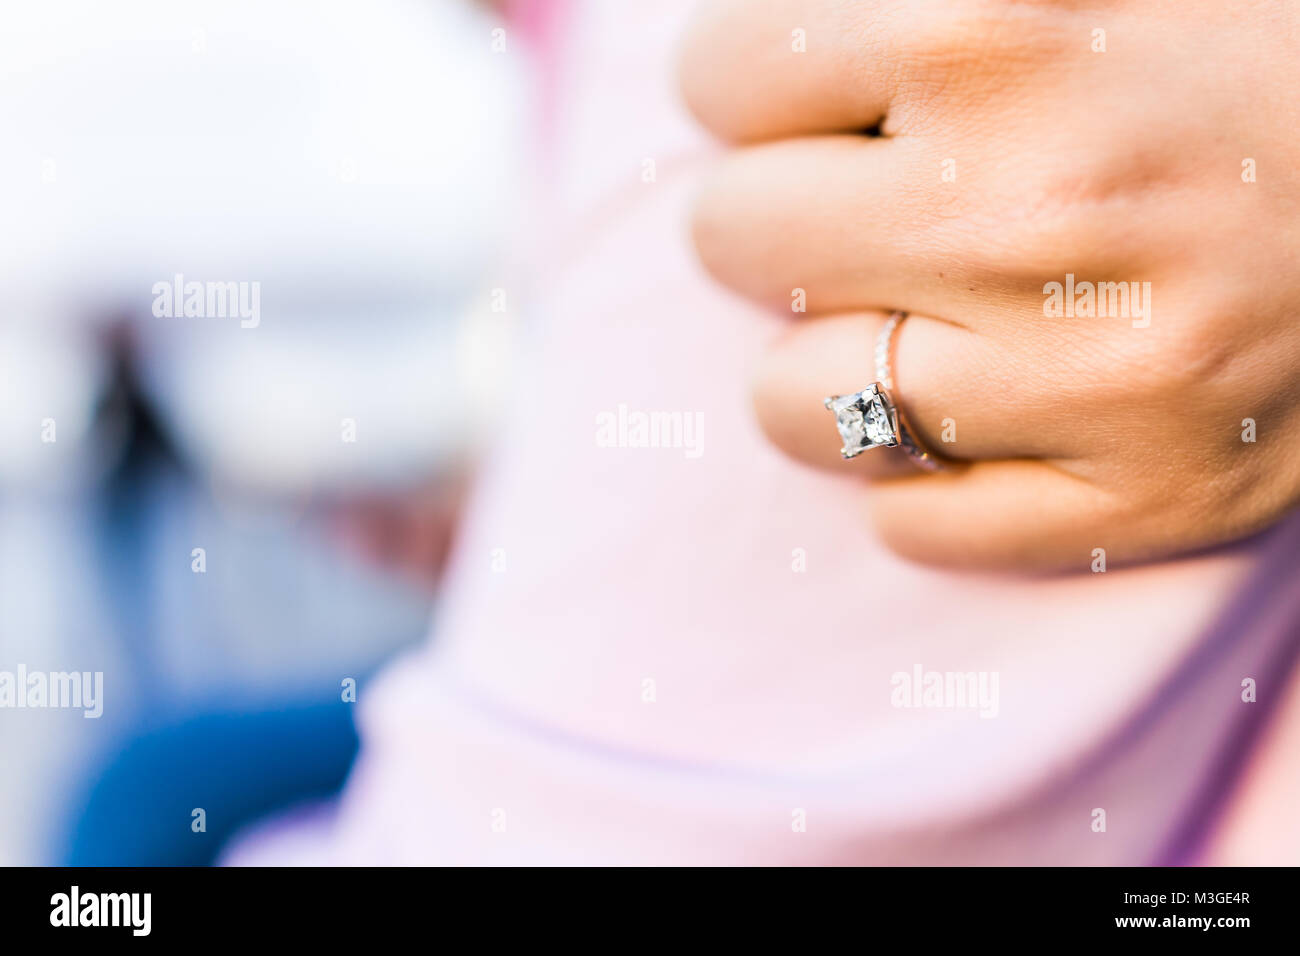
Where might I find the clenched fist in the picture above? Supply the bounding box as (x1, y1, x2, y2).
(680, 0, 1300, 570)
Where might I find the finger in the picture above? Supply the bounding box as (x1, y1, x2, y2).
(679, 0, 905, 142)
(679, 0, 1089, 144)
(692, 135, 1001, 323)
(752, 311, 1080, 478)
(866, 459, 1123, 572)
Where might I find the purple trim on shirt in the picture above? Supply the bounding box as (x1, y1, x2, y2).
(1155, 511, 1300, 864)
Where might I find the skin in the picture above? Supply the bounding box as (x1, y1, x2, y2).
(677, 0, 1300, 573)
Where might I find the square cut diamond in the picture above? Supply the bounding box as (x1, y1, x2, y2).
(826, 386, 896, 458)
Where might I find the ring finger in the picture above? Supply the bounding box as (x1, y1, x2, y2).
(751, 310, 1082, 477)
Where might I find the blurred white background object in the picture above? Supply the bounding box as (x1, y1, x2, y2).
(0, 0, 524, 490)
(0, 0, 524, 863)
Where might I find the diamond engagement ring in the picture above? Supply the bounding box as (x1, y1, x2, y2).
(822, 311, 945, 470)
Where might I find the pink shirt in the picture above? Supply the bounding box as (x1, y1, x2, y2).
(226, 0, 1298, 865)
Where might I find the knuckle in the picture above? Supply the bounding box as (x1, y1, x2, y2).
(1115, 303, 1240, 399)
(968, 181, 1121, 280)
(960, 146, 1164, 285)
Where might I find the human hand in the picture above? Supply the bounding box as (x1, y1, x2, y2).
(680, 0, 1300, 570)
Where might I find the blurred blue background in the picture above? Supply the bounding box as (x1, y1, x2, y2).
(0, 0, 524, 863)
